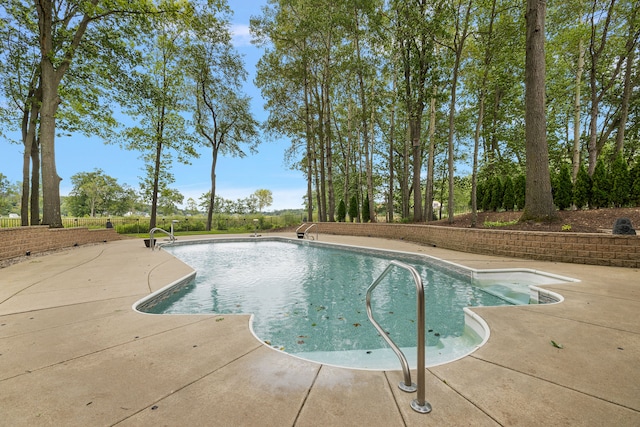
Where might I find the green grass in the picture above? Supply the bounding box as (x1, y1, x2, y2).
(483, 219, 519, 228)
(124, 229, 263, 239)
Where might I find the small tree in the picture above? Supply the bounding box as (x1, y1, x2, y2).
(502, 176, 515, 211)
(489, 176, 504, 212)
(254, 189, 273, 212)
(610, 154, 630, 207)
(573, 164, 592, 209)
(554, 164, 573, 211)
(481, 178, 492, 211)
(0, 173, 17, 215)
(514, 174, 526, 210)
(475, 181, 485, 211)
(68, 169, 123, 217)
(337, 199, 346, 222)
(591, 159, 610, 208)
(630, 160, 640, 206)
(362, 194, 370, 222)
(348, 195, 359, 223)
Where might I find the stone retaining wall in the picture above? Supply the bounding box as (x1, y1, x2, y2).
(313, 223, 640, 268)
(0, 226, 122, 262)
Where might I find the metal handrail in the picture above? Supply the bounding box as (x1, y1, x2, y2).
(365, 260, 431, 414)
(295, 223, 318, 240)
(149, 227, 176, 251)
(304, 223, 317, 240)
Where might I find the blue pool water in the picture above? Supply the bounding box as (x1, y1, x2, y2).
(141, 239, 534, 369)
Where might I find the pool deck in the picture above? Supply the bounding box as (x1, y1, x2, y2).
(0, 233, 638, 426)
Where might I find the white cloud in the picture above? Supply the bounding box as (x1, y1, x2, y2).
(230, 24, 253, 47)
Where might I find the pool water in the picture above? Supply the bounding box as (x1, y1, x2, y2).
(145, 239, 524, 369)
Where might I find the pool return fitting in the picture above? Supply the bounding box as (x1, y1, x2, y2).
(366, 260, 432, 414)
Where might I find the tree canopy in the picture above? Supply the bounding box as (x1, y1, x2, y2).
(1, 0, 639, 227)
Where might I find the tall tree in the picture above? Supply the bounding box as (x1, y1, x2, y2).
(3, 1, 156, 228)
(34, 0, 159, 227)
(521, 0, 556, 221)
(585, 0, 632, 175)
(393, 0, 438, 221)
(187, 3, 258, 230)
(119, 6, 198, 230)
(442, 0, 473, 223)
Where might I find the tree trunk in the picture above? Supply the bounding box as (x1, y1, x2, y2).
(313, 141, 323, 222)
(344, 102, 353, 206)
(521, 0, 556, 221)
(447, 61, 459, 224)
(36, 0, 92, 228)
(425, 94, 436, 222)
(324, 85, 335, 222)
(571, 35, 585, 182)
(411, 117, 423, 222)
(304, 65, 314, 222)
(446, 0, 473, 224)
(150, 136, 162, 230)
(353, 14, 375, 223)
(615, 9, 638, 155)
(39, 76, 63, 228)
(472, 0, 495, 227)
(388, 82, 396, 223)
(318, 113, 327, 222)
(206, 148, 219, 231)
(20, 98, 34, 226)
(587, 0, 617, 176)
(401, 128, 410, 219)
(471, 94, 485, 228)
(30, 138, 40, 225)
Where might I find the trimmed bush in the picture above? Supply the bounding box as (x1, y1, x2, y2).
(591, 159, 610, 208)
(573, 164, 592, 209)
(630, 160, 640, 206)
(348, 195, 359, 222)
(362, 194, 371, 223)
(514, 174, 526, 210)
(610, 153, 630, 207)
(489, 176, 504, 212)
(503, 176, 515, 211)
(554, 163, 573, 210)
(337, 199, 347, 222)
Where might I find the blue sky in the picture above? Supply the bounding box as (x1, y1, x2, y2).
(0, 0, 308, 212)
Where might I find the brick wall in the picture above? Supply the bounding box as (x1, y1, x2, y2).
(312, 223, 640, 268)
(0, 226, 122, 262)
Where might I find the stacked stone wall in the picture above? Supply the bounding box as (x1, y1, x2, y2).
(313, 223, 639, 268)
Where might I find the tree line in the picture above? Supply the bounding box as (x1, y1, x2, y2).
(59, 169, 275, 217)
(0, 0, 258, 231)
(2, 0, 639, 230)
(251, 0, 639, 224)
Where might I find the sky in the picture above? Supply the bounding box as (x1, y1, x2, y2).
(0, 0, 308, 212)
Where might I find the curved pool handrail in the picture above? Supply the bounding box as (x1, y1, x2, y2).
(366, 260, 431, 414)
(304, 223, 317, 240)
(295, 223, 318, 240)
(149, 227, 176, 251)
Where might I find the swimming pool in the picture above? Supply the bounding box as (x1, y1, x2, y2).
(135, 237, 575, 370)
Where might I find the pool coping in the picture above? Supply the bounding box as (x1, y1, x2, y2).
(1, 233, 638, 426)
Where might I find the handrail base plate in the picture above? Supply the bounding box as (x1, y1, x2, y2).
(411, 399, 432, 414)
(399, 382, 417, 393)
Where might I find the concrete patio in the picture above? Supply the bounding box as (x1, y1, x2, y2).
(0, 234, 638, 426)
